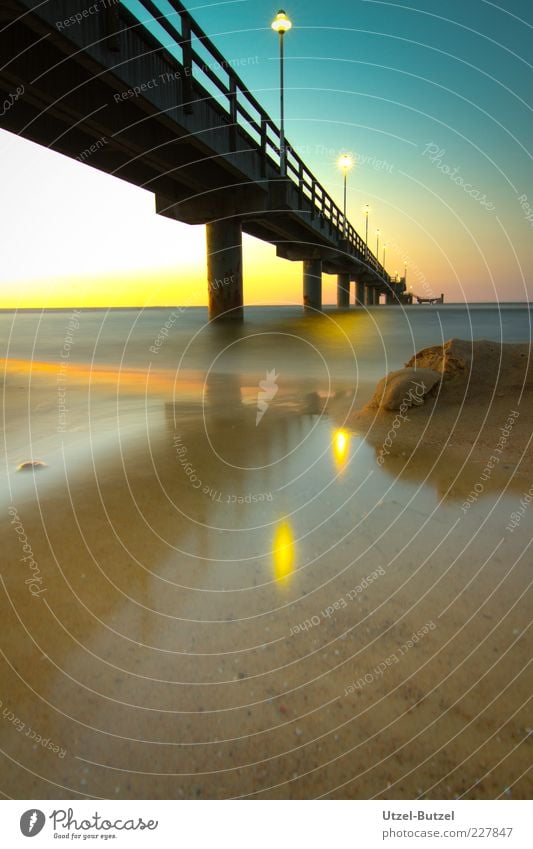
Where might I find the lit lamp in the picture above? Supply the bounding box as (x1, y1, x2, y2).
(376, 228, 381, 260)
(383, 242, 387, 269)
(271, 10, 292, 176)
(337, 153, 353, 238)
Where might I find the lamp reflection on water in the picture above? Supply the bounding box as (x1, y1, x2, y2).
(273, 519, 295, 584)
(332, 428, 351, 470)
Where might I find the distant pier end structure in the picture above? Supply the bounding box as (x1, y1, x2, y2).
(414, 293, 444, 304)
(0, 0, 405, 318)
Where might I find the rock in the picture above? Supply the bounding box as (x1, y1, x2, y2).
(405, 338, 533, 403)
(17, 460, 48, 472)
(367, 367, 441, 411)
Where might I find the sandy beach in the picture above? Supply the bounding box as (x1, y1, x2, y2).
(0, 306, 531, 799)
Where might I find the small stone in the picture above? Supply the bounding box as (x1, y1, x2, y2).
(17, 460, 48, 472)
(295, 727, 303, 736)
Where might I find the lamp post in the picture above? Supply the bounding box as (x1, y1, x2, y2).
(383, 242, 387, 270)
(271, 10, 292, 176)
(376, 229, 380, 262)
(337, 153, 353, 238)
(363, 204, 370, 257)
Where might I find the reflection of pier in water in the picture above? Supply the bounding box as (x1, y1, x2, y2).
(164, 368, 342, 507)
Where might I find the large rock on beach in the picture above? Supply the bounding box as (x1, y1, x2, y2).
(404, 338, 532, 402)
(367, 367, 441, 411)
(350, 339, 533, 479)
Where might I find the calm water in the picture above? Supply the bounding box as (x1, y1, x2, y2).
(1, 302, 531, 383)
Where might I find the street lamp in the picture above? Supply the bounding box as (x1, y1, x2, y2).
(271, 9, 292, 176)
(362, 204, 370, 258)
(383, 242, 387, 269)
(376, 228, 380, 261)
(337, 153, 353, 238)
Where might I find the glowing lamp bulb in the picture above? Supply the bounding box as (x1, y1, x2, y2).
(337, 153, 353, 172)
(271, 10, 292, 33)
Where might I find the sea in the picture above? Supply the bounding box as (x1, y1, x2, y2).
(1, 302, 531, 384)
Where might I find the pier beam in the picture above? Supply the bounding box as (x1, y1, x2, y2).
(206, 219, 243, 320)
(337, 273, 350, 308)
(303, 259, 322, 312)
(354, 280, 365, 306)
(364, 285, 373, 306)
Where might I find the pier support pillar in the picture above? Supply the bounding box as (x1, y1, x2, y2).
(374, 290, 380, 305)
(303, 259, 322, 312)
(206, 219, 243, 320)
(364, 285, 373, 306)
(337, 273, 350, 308)
(354, 280, 365, 306)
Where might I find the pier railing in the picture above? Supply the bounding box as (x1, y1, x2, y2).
(119, 0, 388, 281)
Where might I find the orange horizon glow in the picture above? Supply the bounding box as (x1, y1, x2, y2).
(0, 256, 347, 310)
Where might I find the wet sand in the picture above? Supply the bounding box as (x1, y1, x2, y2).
(0, 314, 531, 800)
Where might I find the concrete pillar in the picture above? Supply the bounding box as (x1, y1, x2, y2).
(354, 280, 365, 306)
(206, 219, 243, 320)
(337, 273, 350, 308)
(364, 284, 373, 306)
(303, 259, 322, 312)
(374, 289, 380, 305)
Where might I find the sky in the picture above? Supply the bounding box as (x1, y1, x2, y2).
(0, 0, 532, 307)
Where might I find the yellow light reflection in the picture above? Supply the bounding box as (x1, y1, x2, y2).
(273, 520, 295, 584)
(333, 428, 350, 470)
(0, 358, 204, 397)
